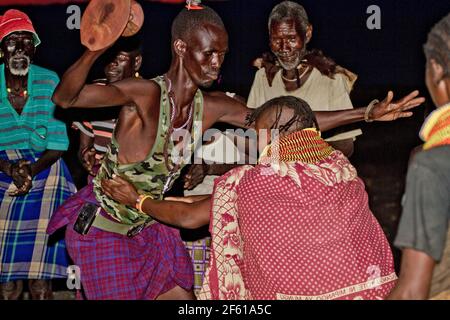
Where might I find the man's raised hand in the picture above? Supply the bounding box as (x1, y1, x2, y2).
(370, 90, 425, 122)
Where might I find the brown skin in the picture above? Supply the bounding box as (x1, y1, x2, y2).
(270, 19, 312, 88)
(268, 19, 425, 154)
(54, 22, 423, 300)
(387, 57, 450, 300)
(53, 23, 244, 300)
(102, 107, 302, 228)
(0, 31, 64, 196)
(78, 50, 142, 175)
(387, 249, 435, 299)
(101, 109, 315, 229)
(102, 174, 211, 229)
(53, 26, 424, 166)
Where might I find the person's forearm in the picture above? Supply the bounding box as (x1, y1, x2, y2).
(387, 248, 435, 300)
(315, 108, 365, 132)
(141, 197, 210, 229)
(31, 150, 64, 177)
(78, 132, 94, 164)
(52, 49, 105, 108)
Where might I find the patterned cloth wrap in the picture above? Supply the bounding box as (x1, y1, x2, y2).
(47, 76, 201, 299)
(47, 184, 194, 300)
(0, 149, 76, 282)
(184, 238, 211, 294)
(198, 129, 397, 300)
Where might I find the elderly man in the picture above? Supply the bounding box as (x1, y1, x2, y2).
(48, 4, 421, 300)
(0, 9, 76, 300)
(248, 1, 363, 156)
(103, 96, 398, 300)
(387, 13, 450, 300)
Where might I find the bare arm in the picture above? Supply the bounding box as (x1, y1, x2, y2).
(387, 248, 435, 300)
(206, 93, 253, 128)
(78, 131, 97, 176)
(101, 176, 211, 229)
(211, 90, 424, 132)
(52, 49, 134, 109)
(316, 90, 425, 131)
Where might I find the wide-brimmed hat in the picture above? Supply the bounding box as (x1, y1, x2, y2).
(0, 9, 41, 46)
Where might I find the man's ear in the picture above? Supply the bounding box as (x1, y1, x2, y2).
(134, 54, 143, 71)
(305, 24, 313, 44)
(429, 58, 445, 84)
(173, 39, 187, 58)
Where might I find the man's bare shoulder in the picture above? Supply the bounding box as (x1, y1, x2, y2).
(110, 77, 160, 94)
(203, 91, 245, 108)
(111, 77, 161, 109)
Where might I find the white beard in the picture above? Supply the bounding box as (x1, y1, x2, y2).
(275, 55, 301, 71)
(8, 55, 30, 76)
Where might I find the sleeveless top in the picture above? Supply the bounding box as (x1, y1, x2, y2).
(93, 76, 203, 225)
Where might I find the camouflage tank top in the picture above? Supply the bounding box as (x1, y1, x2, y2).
(93, 76, 203, 225)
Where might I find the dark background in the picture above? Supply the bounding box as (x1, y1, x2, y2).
(1, 0, 450, 271)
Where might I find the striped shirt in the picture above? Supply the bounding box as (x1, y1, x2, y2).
(0, 64, 69, 151)
(72, 119, 116, 154)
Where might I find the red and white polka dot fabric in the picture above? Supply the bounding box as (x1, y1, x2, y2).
(200, 151, 397, 300)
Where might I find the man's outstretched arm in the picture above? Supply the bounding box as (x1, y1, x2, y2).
(315, 90, 425, 131)
(214, 90, 424, 131)
(101, 176, 211, 229)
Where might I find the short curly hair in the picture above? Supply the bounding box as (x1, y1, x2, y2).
(424, 13, 450, 76)
(171, 5, 226, 42)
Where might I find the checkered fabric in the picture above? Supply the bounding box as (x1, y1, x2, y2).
(184, 237, 211, 294)
(0, 149, 76, 282)
(48, 184, 194, 300)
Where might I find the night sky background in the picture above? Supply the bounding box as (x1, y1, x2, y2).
(1, 0, 450, 271)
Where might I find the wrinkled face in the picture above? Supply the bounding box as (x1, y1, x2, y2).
(104, 51, 138, 83)
(2, 31, 35, 76)
(270, 19, 306, 71)
(183, 24, 228, 88)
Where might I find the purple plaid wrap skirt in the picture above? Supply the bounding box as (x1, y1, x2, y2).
(47, 184, 194, 300)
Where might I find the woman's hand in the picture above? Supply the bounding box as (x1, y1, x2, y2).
(101, 175, 139, 207)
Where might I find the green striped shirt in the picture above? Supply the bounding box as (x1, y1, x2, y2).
(0, 64, 69, 151)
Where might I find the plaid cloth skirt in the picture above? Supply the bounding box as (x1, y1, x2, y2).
(183, 237, 211, 295)
(0, 149, 76, 283)
(48, 184, 194, 300)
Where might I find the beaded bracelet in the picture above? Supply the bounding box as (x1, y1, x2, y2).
(364, 99, 380, 123)
(135, 194, 152, 214)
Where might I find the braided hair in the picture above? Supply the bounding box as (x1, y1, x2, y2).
(246, 96, 319, 134)
(424, 12, 450, 76)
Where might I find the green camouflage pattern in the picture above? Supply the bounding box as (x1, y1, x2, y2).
(93, 76, 203, 225)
